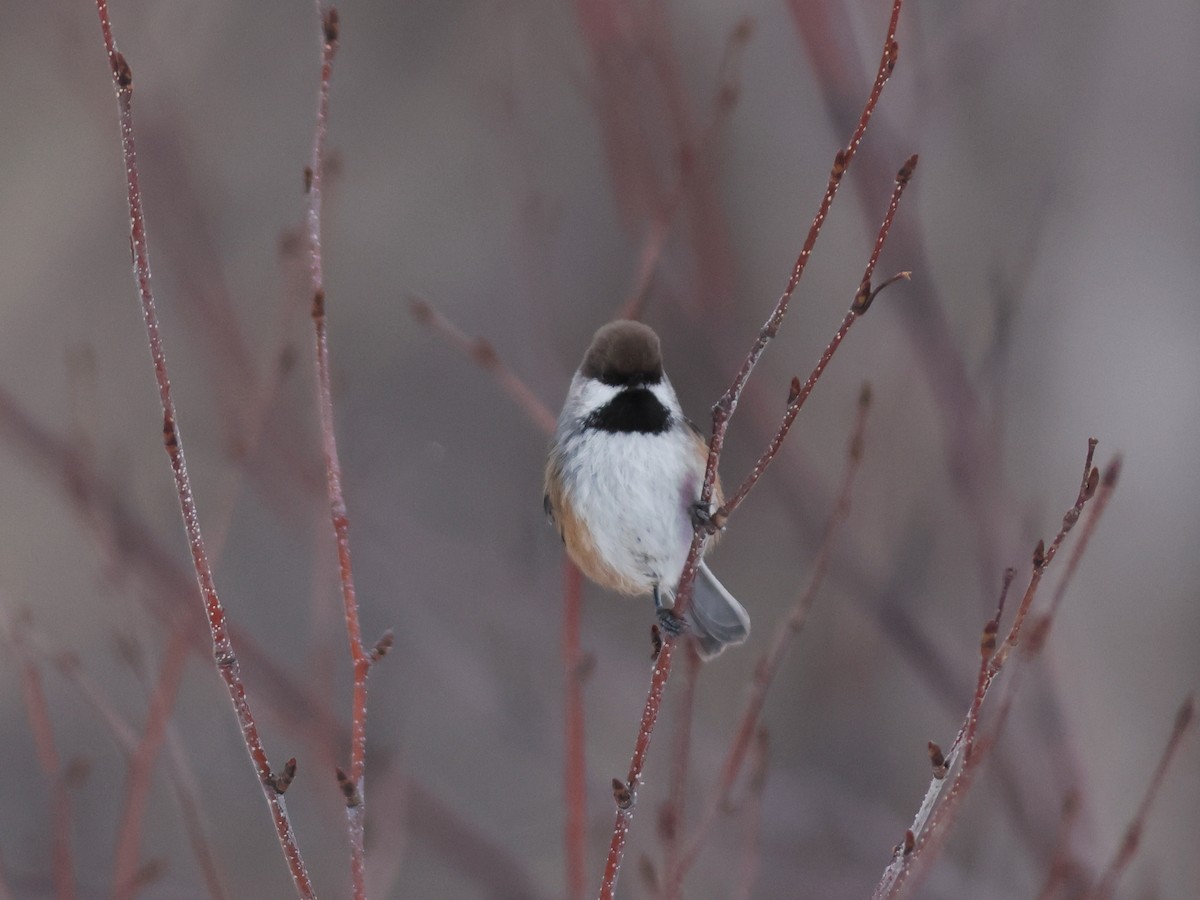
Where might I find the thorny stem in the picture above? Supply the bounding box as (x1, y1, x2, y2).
(91, 2, 315, 895)
(666, 385, 872, 894)
(598, 3, 908, 896)
(873, 446, 1120, 900)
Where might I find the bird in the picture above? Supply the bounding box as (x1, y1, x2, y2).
(544, 320, 750, 658)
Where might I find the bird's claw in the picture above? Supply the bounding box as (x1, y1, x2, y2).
(690, 501, 725, 534)
(656, 606, 686, 637)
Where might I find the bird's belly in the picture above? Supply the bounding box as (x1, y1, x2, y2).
(564, 432, 698, 595)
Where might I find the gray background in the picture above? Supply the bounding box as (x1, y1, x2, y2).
(0, 0, 1196, 897)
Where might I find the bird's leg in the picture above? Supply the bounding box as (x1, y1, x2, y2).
(690, 500, 724, 535)
(654, 585, 685, 636)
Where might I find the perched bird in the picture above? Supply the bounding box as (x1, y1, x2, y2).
(544, 320, 750, 658)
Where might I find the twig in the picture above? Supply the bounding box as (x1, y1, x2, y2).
(112, 623, 192, 900)
(408, 296, 557, 435)
(665, 384, 872, 894)
(659, 643, 701, 900)
(90, 3, 314, 895)
(563, 559, 588, 900)
(616, 16, 754, 322)
(1034, 790, 1083, 900)
(872, 447, 1120, 899)
(1, 605, 78, 900)
(304, 7, 388, 897)
(599, 5, 909, 895)
(731, 729, 769, 900)
(1086, 695, 1195, 900)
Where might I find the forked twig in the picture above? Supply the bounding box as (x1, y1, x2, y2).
(91, 3, 314, 894)
(664, 384, 873, 895)
(304, 7, 393, 896)
(599, 4, 910, 895)
(873, 445, 1119, 899)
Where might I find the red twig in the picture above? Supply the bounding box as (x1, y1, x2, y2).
(304, 7, 389, 897)
(600, 640, 676, 900)
(563, 559, 589, 900)
(731, 729, 770, 900)
(666, 384, 872, 894)
(615, 16, 754, 322)
(873, 446, 1119, 899)
(598, 5, 908, 895)
(408, 296, 557, 436)
(659, 643, 701, 900)
(1, 605, 77, 900)
(1086, 695, 1195, 900)
(91, 3, 314, 895)
(1034, 790, 1084, 900)
(112, 623, 192, 900)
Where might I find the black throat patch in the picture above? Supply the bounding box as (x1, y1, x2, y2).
(584, 388, 671, 434)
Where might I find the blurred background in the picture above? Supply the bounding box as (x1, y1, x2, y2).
(0, 0, 1197, 897)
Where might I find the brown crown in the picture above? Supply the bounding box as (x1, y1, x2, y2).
(580, 321, 664, 386)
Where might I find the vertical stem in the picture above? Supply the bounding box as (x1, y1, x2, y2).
(563, 560, 588, 900)
(91, 3, 314, 895)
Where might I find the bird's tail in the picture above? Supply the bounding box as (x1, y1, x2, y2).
(684, 562, 750, 659)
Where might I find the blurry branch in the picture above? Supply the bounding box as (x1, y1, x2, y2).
(409, 296, 557, 435)
(873, 443, 1120, 899)
(93, 0, 315, 891)
(601, 3, 911, 896)
(731, 729, 770, 900)
(562, 559, 590, 900)
(0, 382, 549, 898)
(302, 7, 392, 896)
(664, 384, 873, 897)
(1085, 695, 1195, 900)
(616, 15, 754, 322)
(659, 642, 702, 897)
(1035, 790, 1085, 900)
(575, 0, 735, 313)
(789, 0, 1010, 593)
(407, 297, 592, 897)
(0, 602, 78, 900)
(111, 623, 194, 900)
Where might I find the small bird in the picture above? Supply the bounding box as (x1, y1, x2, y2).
(544, 320, 750, 658)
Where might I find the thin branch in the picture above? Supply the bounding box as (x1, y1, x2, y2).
(1087, 695, 1195, 900)
(112, 623, 192, 900)
(304, 7, 385, 897)
(90, 3, 314, 894)
(598, 5, 909, 895)
(408, 296, 557, 436)
(873, 447, 1120, 899)
(666, 384, 872, 893)
(730, 729, 769, 900)
(659, 643, 701, 900)
(615, 15, 754, 322)
(1034, 790, 1083, 900)
(563, 559, 589, 900)
(1, 605, 77, 900)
